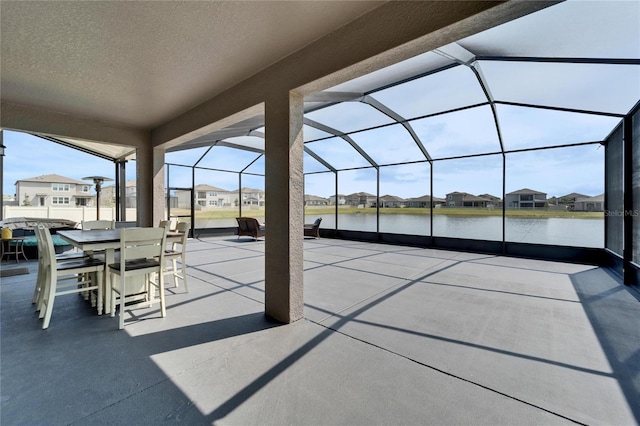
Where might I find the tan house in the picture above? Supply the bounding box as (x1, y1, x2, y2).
(102, 180, 137, 208)
(345, 192, 376, 208)
(574, 194, 604, 212)
(175, 184, 230, 209)
(405, 195, 446, 208)
(446, 192, 491, 208)
(329, 194, 346, 206)
(377, 195, 406, 208)
(175, 185, 264, 209)
(505, 188, 547, 209)
(15, 174, 93, 207)
(305, 195, 329, 206)
(477, 194, 502, 208)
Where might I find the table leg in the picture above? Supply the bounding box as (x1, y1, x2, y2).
(99, 248, 115, 316)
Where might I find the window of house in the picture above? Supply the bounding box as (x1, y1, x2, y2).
(197, 192, 206, 199)
(208, 192, 217, 197)
(52, 196, 70, 205)
(82, 185, 90, 192)
(52, 183, 70, 191)
(197, 200, 206, 207)
(208, 200, 217, 206)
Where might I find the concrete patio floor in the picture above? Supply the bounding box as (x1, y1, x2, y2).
(1, 236, 640, 425)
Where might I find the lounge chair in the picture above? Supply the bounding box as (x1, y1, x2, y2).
(236, 217, 265, 240)
(304, 218, 322, 238)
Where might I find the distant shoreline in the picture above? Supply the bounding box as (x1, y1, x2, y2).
(182, 207, 603, 220)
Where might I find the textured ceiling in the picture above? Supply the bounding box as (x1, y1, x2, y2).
(0, 1, 384, 129)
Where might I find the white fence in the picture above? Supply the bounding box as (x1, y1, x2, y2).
(2, 206, 137, 224)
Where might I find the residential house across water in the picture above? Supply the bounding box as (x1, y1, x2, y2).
(15, 174, 93, 207)
(505, 188, 547, 209)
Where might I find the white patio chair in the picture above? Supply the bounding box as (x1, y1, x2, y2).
(81, 219, 116, 262)
(81, 220, 115, 230)
(109, 227, 167, 329)
(31, 225, 90, 309)
(37, 225, 106, 330)
(163, 221, 189, 292)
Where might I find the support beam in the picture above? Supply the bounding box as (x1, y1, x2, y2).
(135, 142, 165, 227)
(264, 91, 304, 323)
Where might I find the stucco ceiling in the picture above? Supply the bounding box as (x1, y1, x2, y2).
(0, 1, 384, 129)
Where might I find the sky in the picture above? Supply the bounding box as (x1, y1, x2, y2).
(2, 1, 637, 203)
(2, 130, 136, 198)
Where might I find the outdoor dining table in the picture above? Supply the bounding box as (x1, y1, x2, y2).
(57, 228, 182, 316)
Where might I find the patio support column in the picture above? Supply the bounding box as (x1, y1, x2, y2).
(136, 142, 165, 227)
(264, 91, 304, 323)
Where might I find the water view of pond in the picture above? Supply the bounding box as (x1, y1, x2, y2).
(198, 214, 604, 248)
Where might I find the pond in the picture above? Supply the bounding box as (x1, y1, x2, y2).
(198, 213, 604, 248)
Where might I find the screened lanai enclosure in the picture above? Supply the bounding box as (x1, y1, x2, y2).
(157, 1, 640, 278)
(17, 2, 640, 280)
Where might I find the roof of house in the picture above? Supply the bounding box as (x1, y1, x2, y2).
(239, 187, 264, 194)
(407, 195, 429, 202)
(16, 174, 86, 185)
(575, 193, 604, 203)
(347, 192, 375, 197)
(462, 194, 491, 202)
(477, 193, 501, 201)
(559, 192, 589, 201)
(407, 195, 447, 202)
(447, 192, 491, 202)
(194, 184, 229, 192)
(506, 188, 547, 196)
(380, 195, 405, 202)
(305, 195, 328, 201)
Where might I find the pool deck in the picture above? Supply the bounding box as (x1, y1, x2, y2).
(1, 236, 640, 425)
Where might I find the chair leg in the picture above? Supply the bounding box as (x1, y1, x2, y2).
(119, 277, 126, 329)
(32, 262, 43, 304)
(172, 258, 179, 288)
(37, 268, 51, 316)
(158, 272, 166, 318)
(42, 297, 55, 329)
(110, 274, 117, 318)
(96, 272, 103, 313)
(181, 254, 188, 293)
(41, 273, 56, 329)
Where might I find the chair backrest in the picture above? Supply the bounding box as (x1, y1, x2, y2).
(159, 220, 171, 230)
(34, 225, 49, 266)
(37, 225, 57, 269)
(176, 221, 189, 234)
(169, 222, 189, 250)
(82, 220, 115, 230)
(313, 218, 322, 227)
(237, 217, 259, 231)
(236, 217, 251, 233)
(119, 227, 166, 265)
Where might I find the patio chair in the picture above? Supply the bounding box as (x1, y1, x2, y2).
(163, 221, 189, 292)
(82, 220, 115, 230)
(304, 218, 322, 238)
(159, 220, 172, 231)
(236, 217, 265, 240)
(36, 225, 105, 330)
(109, 227, 167, 329)
(31, 224, 89, 308)
(81, 219, 117, 261)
